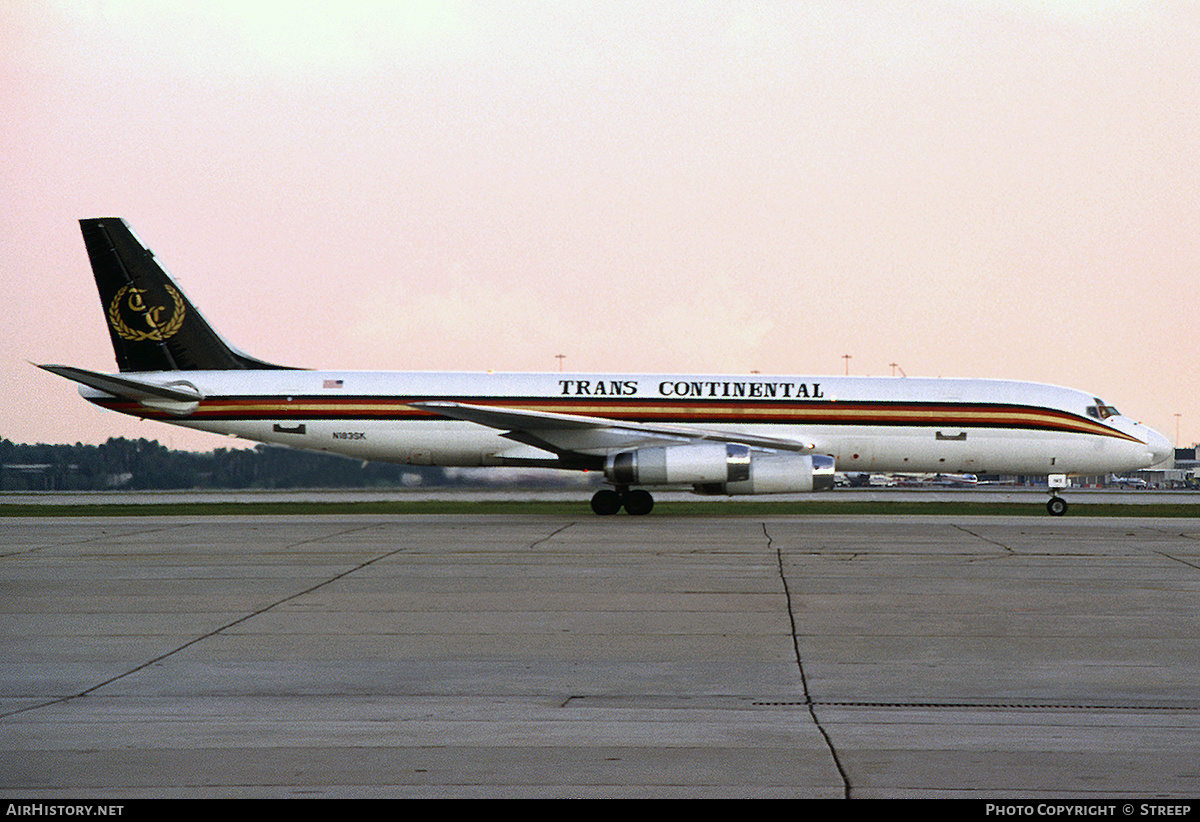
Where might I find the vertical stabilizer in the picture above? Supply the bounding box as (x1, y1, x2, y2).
(80, 218, 291, 372)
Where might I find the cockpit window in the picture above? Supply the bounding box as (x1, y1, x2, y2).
(1086, 398, 1120, 419)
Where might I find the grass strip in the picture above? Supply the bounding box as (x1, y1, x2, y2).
(3, 500, 1200, 517)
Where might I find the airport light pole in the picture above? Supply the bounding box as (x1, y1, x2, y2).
(842, 354, 851, 376)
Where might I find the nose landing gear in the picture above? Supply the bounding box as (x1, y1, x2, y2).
(591, 486, 655, 516)
(1046, 473, 1069, 516)
(1046, 495, 1068, 516)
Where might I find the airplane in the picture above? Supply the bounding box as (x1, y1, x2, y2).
(936, 473, 978, 487)
(895, 472, 979, 487)
(1108, 474, 1150, 489)
(39, 218, 1173, 517)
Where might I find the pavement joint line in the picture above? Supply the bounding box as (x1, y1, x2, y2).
(951, 523, 1015, 552)
(767, 522, 852, 799)
(0, 523, 404, 721)
(755, 701, 1200, 711)
(529, 522, 577, 548)
(0, 523, 188, 558)
(1149, 549, 1200, 570)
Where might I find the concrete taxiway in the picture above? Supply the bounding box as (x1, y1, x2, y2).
(2, 514, 1199, 798)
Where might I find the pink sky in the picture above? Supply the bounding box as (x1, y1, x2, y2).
(4, 1, 1198, 452)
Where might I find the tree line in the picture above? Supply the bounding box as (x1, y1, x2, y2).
(0, 437, 449, 491)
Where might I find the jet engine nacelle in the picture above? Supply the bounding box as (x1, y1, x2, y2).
(605, 443, 752, 486)
(604, 444, 836, 495)
(693, 453, 837, 495)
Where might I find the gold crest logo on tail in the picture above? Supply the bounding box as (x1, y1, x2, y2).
(108, 283, 186, 341)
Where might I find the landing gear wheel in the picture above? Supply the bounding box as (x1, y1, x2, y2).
(1046, 496, 1068, 517)
(623, 489, 654, 516)
(591, 489, 623, 516)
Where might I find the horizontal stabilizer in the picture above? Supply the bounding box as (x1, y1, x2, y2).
(37, 364, 202, 402)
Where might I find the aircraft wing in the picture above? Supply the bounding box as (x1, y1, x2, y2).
(412, 401, 817, 456)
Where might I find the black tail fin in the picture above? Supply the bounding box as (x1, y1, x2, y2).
(81, 218, 292, 372)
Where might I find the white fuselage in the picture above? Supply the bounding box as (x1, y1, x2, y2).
(81, 370, 1172, 480)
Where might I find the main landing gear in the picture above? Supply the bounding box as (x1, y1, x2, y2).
(591, 486, 654, 516)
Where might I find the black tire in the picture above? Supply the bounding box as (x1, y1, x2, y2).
(591, 489, 623, 516)
(1046, 496, 1068, 516)
(623, 489, 654, 516)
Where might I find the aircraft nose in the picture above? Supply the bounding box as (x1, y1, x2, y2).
(1144, 426, 1173, 466)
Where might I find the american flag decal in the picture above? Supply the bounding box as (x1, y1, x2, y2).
(323, 379, 344, 389)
